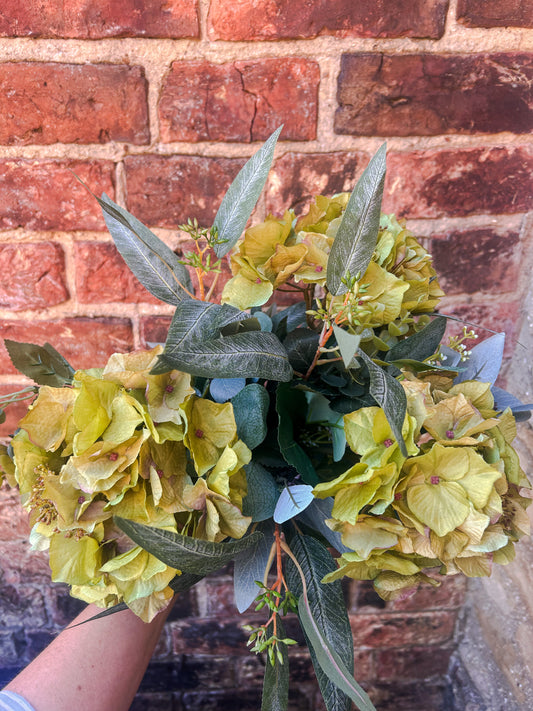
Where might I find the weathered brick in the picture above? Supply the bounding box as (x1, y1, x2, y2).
(266, 151, 367, 215)
(0, 63, 149, 145)
(0, 487, 30, 539)
(457, 0, 533, 28)
(441, 300, 521, 358)
(129, 692, 174, 711)
(430, 229, 521, 295)
(124, 155, 244, 228)
(335, 53, 533, 136)
(351, 611, 456, 647)
(0, 0, 199, 38)
(75, 242, 158, 304)
(364, 679, 446, 711)
(0, 242, 68, 310)
(0, 318, 134, 375)
(170, 619, 248, 656)
(388, 576, 467, 612)
(0, 631, 22, 666)
(0, 160, 115, 231)
(383, 147, 533, 218)
(203, 578, 237, 617)
(207, 0, 448, 40)
(0, 384, 34, 440)
(0, 540, 51, 585)
(376, 645, 454, 680)
(140, 316, 172, 349)
(159, 59, 319, 143)
(0, 585, 47, 630)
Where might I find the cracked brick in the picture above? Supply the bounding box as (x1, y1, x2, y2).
(159, 59, 319, 143)
(457, 0, 533, 28)
(0, 242, 68, 310)
(0, 63, 149, 145)
(335, 53, 533, 136)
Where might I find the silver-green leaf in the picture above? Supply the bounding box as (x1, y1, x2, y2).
(326, 143, 387, 296)
(214, 126, 283, 257)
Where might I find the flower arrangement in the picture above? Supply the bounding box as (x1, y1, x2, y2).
(1, 128, 532, 711)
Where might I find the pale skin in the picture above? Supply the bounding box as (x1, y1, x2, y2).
(5, 600, 174, 711)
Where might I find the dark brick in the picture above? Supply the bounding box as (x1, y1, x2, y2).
(129, 692, 174, 711)
(0, 242, 68, 311)
(159, 59, 319, 143)
(351, 611, 456, 647)
(171, 619, 248, 655)
(25, 630, 56, 661)
(457, 0, 533, 28)
(140, 316, 172, 348)
(266, 151, 367, 216)
(0, 0, 199, 38)
(365, 679, 446, 711)
(335, 53, 533, 136)
(376, 645, 454, 680)
(0, 63, 149, 145)
(208, 0, 449, 40)
(124, 155, 245, 228)
(0, 160, 115, 231)
(430, 229, 521, 295)
(0, 584, 47, 630)
(168, 588, 197, 620)
(0, 318, 134, 374)
(383, 147, 533, 218)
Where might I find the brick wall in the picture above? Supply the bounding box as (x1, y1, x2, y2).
(0, 1, 531, 709)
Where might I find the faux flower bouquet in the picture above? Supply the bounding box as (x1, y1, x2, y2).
(1, 128, 532, 711)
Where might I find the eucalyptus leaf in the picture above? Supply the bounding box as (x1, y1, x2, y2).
(214, 126, 283, 257)
(261, 616, 290, 711)
(115, 518, 262, 575)
(357, 350, 407, 457)
(298, 499, 350, 554)
(276, 384, 318, 485)
(271, 302, 307, 337)
(326, 143, 387, 296)
(210, 378, 246, 403)
(4, 340, 74, 387)
(283, 328, 320, 372)
(232, 384, 270, 449)
(285, 533, 357, 711)
(455, 332, 505, 385)
(492, 386, 533, 422)
(234, 520, 275, 613)
(99, 193, 192, 304)
(385, 316, 447, 363)
(332, 325, 361, 368)
(243, 461, 280, 521)
(273, 485, 314, 524)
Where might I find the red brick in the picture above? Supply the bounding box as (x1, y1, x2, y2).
(364, 680, 446, 711)
(0, 0, 199, 38)
(0, 160, 115, 231)
(335, 53, 533, 136)
(266, 151, 367, 215)
(0, 384, 33, 440)
(140, 316, 172, 348)
(383, 147, 533, 218)
(0, 318, 134, 375)
(207, 0, 448, 40)
(75, 242, 159, 304)
(388, 576, 467, 612)
(124, 155, 244, 227)
(0, 63, 149, 146)
(159, 59, 319, 143)
(376, 645, 454, 680)
(0, 487, 30, 538)
(0, 243, 68, 311)
(457, 0, 533, 28)
(350, 611, 456, 647)
(430, 229, 521, 295)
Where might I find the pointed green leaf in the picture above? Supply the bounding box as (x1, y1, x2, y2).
(115, 518, 263, 575)
(326, 144, 387, 296)
(232, 384, 270, 449)
(4, 340, 74, 386)
(357, 350, 407, 457)
(261, 616, 290, 711)
(283, 328, 320, 372)
(243, 462, 280, 522)
(234, 520, 275, 613)
(99, 193, 192, 305)
(385, 315, 447, 363)
(214, 126, 283, 257)
(285, 533, 360, 711)
(276, 384, 318, 485)
(332, 325, 361, 368)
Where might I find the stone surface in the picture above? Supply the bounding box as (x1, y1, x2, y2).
(0, 0, 199, 38)
(159, 59, 319, 143)
(124, 155, 244, 227)
(266, 151, 367, 215)
(457, 0, 533, 28)
(207, 0, 449, 40)
(0, 160, 115, 231)
(0, 318, 134, 374)
(335, 53, 533, 136)
(430, 228, 521, 295)
(0, 242, 68, 310)
(75, 242, 158, 304)
(0, 63, 149, 145)
(383, 147, 533, 218)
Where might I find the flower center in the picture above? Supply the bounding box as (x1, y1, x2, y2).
(77, 496, 85, 504)
(445, 430, 455, 439)
(165, 384, 174, 393)
(431, 476, 440, 485)
(314, 265, 323, 273)
(383, 438, 393, 448)
(108, 452, 119, 461)
(195, 429, 204, 438)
